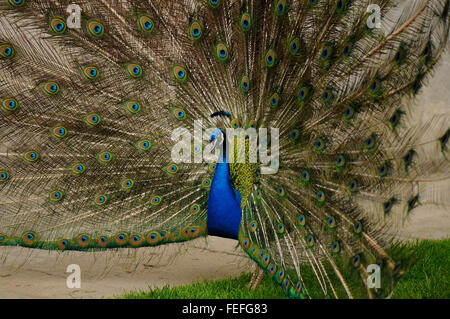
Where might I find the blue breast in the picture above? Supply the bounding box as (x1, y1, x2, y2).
(207, 160, 242, 239)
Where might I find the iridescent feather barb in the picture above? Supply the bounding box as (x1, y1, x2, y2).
(0, 0, 449, 299)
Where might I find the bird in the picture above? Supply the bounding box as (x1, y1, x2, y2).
(0, 0, 449, 299)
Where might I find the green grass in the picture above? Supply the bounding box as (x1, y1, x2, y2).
(391, 239, 449, 298)
(119, 239, 449, 299)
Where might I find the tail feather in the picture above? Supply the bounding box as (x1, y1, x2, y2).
(0, 0, 449, 298)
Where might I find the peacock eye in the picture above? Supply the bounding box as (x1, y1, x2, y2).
(277, 186, 286, 198)
(349, 180, 359, 194)
(215, 42, 230, 62)
(344, 45, 349, 54)
(240, 13, 252, 32)
(86, 19, 105, 38)
(327, 216, 336, 228)
(314, 138, 326, 152)
(137, 138, 152, 152)
(0, 170, 9, 182)
(23, 150, 39, 163)
(336, 155, 346, 169)
(98, 151, 113, 164)
(319, 44, 333, 65)
(7, 0, 24, 7)
(264, 49, 277, 67)
(121, 179, 134, 190)
(297, 86, 310, 102)
(189, 21, 202, 40)
(2, 97, 19, 113)
(371, 81, 377, 90)
(391, 114, 397, 122)
(42, 81, 60, 95)
(249, 220, 257, 231)
(365, 134, 377, 150)
(331, 241, 340, 253)
(240, 75, 250, 93)
(298, 215, 306, 226)
(50, 17, 67, 34)
(85, 113, 101, 126)
(209, 0, 220, 8)
(138, 15, 154, 33)
(288, 36, 301, 56)
(124, 100, 142, 114)
(49, 190, 64, 202)
(275, 0, 287, 15)
(51, 125, 68, 139)
(322, 89, 333, 104)
(125, 63, 143, 78)
(172, 65, 188, 82)
(268, 92, 280, 108)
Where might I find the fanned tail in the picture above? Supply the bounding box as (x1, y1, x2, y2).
(0, 0, 449, 299)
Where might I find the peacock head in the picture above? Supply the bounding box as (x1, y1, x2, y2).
(210, 128, 225, 150)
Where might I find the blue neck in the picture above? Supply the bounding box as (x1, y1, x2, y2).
(207, 149, 242, 239)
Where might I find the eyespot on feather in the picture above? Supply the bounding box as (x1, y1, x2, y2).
(86, 19, 105, 38)
(215, 42, 230, 62)
(77, 234, 91, 247)
(2, 97, 19, 113)
(97, 235, 110, 248)
(172, 65, 188, 82)
(240, 13, 252, 32)
(7, 0, 25, 8)
(41, 81, 60, 96)
(23, 150, 39, 163)
(188, 21, 203, 40)
(264, 48, 277, 68)
(0, 170, 10, 183)
(85, 113, 101, 126)
(125, 63, 143, 78)
(82, 66, 100, 80)
(49, 17, 67, 34)
(49, 190, 64, 202)
(268, 92, 280, 109)
(22, 231, 38, 246)
(137, 14, 154, 34)
(97, 151, 113, 164)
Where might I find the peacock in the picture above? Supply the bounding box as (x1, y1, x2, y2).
(0, 0, 449, 299)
